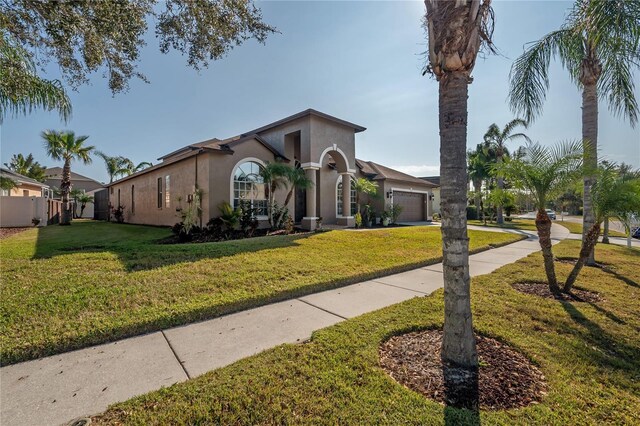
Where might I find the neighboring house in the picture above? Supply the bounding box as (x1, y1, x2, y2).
(107, 109, 437, 229)
(1, 168, 51, 197)
(44, 167, 105, 194)
(0, 168, 61, 227)
(419, 176, 441, 215)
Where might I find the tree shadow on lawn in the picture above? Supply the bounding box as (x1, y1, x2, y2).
(31, 221, 312, 272)
(560, 301, 640, 379)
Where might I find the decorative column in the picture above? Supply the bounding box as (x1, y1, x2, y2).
(301, 166, 319, 230)
(337, 173, 355, 227)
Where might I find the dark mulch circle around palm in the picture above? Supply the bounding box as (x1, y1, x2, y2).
(379, 330, 547, 410)
(512, 281, 602, 303)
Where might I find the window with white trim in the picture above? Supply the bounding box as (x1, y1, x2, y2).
(337, 175, 357, 216)
(233, 161, 267, 216)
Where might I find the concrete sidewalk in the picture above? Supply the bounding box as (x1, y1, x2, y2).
(0, 224, 568, 426)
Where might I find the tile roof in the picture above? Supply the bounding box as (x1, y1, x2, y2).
(45, 167, 104, 186)
(355, 160, 439, 187)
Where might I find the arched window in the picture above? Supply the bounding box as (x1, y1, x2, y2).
(337, 175, 357, 216)
(233, 161, 267, 216)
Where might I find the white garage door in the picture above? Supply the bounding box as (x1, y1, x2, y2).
(394, 192, 425, 222)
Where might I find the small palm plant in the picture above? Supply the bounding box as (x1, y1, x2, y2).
(42, 130, 94, 225)
(564, 165, 640, 291)
(259, 161, 290, 228)
(499, 141, 583, 293)
(77, 194, 94, 218)
(274, 166, 313, 227)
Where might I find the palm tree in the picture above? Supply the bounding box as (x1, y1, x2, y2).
(499, 141, 583, 293)
(42, 130, 94, 225)
(259, 161, 290, 228)
(274, 166, 313, 226)
(423, 0, 494, 410)
(95, 152, 130, 183)
(1, 32, 71, 122)
(5, 153, 47, 182)
(352, 177, 378, 215)
(564, 164, 640, 291)
(482, 119, 531, 224)
(77, 194, 95, 218)
(467, 143, 495, 221)
(509, 0, 640, 265)
(0, 176, 17, 192)
(126, 161, 153, 175)
(601, 162, 640, 243)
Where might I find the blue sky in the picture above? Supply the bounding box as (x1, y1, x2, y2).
(1, 0, 638, 183)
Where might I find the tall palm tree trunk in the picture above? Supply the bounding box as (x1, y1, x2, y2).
(535, 209, 559, 293)
(496, 155, 504, 224)
(564, 222, 601, 292)
(582, 79, 599, 266)
(60, 159, 72, 225)
(439, 72, 478, 410)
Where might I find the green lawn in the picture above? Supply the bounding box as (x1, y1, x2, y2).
(468, 218, 538, 231)
(0, 221, 521, 365)
(557, 220, 627, 237)
(93, 240, 640, 425)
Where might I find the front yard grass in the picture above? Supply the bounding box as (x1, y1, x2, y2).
(0, 221, 521, 365)
(93, 240, 640, 425)
(557, 220, 627, 237)
(468, 218, 538, 231)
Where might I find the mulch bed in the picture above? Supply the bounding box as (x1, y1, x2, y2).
(158, 228, 311, 244)
(512, 281, 602, 303)
(0, 227, 30, 239)
(379, 330, 547, 410)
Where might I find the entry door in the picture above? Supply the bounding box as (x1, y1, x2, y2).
(295, 188, 306, 223)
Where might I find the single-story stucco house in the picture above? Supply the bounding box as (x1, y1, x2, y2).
(1, 168, 51, 197)
(0, 168, 62, 227)
(107, 109, 438, 230)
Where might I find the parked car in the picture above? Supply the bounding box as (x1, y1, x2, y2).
(545, 209, 556, 220)
(632, 227, 640, 240)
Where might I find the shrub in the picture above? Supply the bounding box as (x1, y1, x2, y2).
(354, 212, 362, 228)
(205, 217, 225, 239)
(218, 202, 240, 233)
(388, 203, 403, 224)
(113, 205, 125, 223)
(432, 213, 441, 221)
(238, 200, 259, 237)
(466, 206, 478, 220)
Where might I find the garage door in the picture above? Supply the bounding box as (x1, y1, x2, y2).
(394, 191, 425, 222)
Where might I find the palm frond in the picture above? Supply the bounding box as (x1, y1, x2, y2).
(509, 29, 583, 123)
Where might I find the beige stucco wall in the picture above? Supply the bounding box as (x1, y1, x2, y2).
(257, 117, 311, 164)
(309, 115, 356, 171)
(4, 183, 45, 197)
(0, 196, 48, 227)
(108, 139, 287, 227)
(109, 152, 211, 227)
